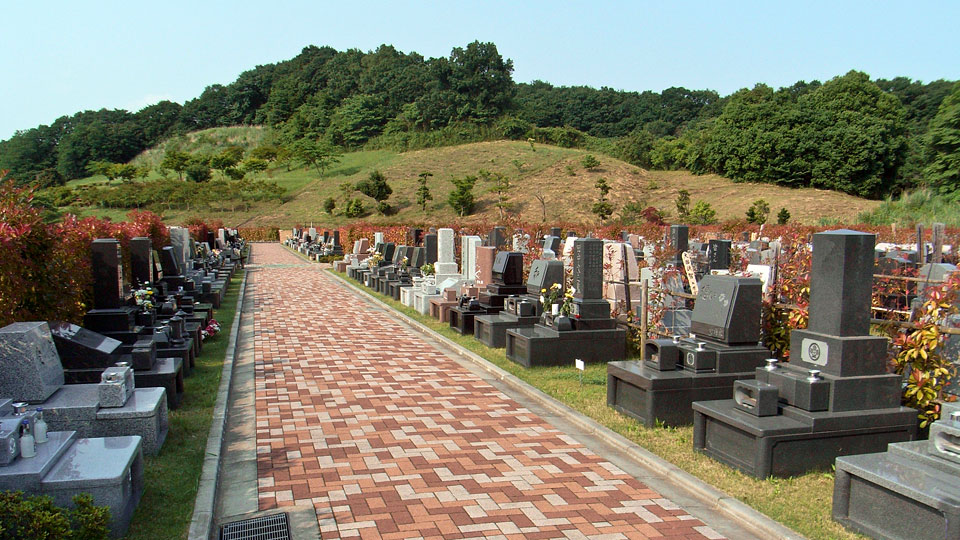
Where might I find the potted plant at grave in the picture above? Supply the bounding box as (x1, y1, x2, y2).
(421, 263, 435, 276)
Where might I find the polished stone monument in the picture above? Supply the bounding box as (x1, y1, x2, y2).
(505, 238, 626, 367)
(832, 401, 960, 540)
(692, 230, 918, 477)
(474, 259, 564, 348)
(606, 275, 770, 427)
(0, 323, 168, 455)
(449, 251, 526, 335)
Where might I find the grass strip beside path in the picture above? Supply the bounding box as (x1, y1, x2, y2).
(326, 265, 864, 540)
(124, 270, 245, 540)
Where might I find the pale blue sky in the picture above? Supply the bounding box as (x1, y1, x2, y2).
(1, 1, 957, 140)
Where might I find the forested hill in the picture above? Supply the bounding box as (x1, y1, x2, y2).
(1, 41, 957, 199)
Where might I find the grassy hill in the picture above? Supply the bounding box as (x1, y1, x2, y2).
(66, 128, 881, 227)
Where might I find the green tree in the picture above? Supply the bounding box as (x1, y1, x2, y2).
(113, 163, 138, 182)
(344, 198, 365, 218)
(746, 199, 771, 224)
(242, 157, 269, 176)
(210, 147, 244, 177)
(355, 170, 392, 214)
(323, 197, 336, 214)
(249, 144, 279, 162)
(480, 169, 513, 221)
(185, 155, 212, 183)
(581, 154, 600, 170)
(161, 150, 191, 181)
(416, 171, 433, 211)
(777, 207, 791, 225)
(85, 160, 118, 181)
(291, 139, 342, 177)
(675, 189, 691, 220)
(448, 174, 478, 217)
(924, 83, 960, 193)
(592, 177, 614, 223)
(688, 200, 717, 224)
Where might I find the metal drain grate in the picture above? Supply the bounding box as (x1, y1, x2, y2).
(220, 512, 291, 540)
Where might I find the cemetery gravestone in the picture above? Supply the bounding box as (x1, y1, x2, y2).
(505, 239, 626, 367)
(832, 401, 960, 540)
(692, 230, 918, 478)
(475, 259, 564, 348)
(607, 275, 770, 427)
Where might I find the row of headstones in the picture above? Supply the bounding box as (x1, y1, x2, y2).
(288, 227, 343, 258)
(0, 229, 242, 536)
(342, 226, 960, 539)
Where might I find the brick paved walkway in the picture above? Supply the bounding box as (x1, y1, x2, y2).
(251, 244, 724, 539)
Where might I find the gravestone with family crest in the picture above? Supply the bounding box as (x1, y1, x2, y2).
(607, 274, 770, 427)
(693, 230, 918, 478)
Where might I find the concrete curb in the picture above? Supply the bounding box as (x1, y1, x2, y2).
(326, 268, 806, 540)
(188, 269, 250, 540)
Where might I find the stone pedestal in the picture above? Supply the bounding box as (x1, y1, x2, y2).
(832, 402, 960, 540)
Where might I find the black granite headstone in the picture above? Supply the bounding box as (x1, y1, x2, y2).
(549, 227, 562, 238)
(670, 225, 689, 264)
(488, 227, 506, 249)
(150, 251, 164, 283)
(492, 252, 524, 286)
(808, 230, 875, 337)
(91, 239, 126, 310)
(572, 239, 603, 300)
(424, 233, 438, 264)
(708, 239, 732, 271)
(409, 247, 425, 268)
(130, 237, 152, 287)
(160, 246, 181, 277)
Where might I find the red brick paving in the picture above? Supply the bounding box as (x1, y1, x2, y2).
(251, 244, 724, 539)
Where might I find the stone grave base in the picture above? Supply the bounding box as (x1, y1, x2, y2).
(505, 325, 627, 368)
(0, 432, 144, 539)
(606, 361, 760, 427)
(43, 385, 169, 455)
(832, 440, 960, 540)
(65, 357, 184, 410)
(450, 306, 502, 336)
(474, 312, 539, 349)
(43, 436, 145, 538)
(691, 399, 918, 478)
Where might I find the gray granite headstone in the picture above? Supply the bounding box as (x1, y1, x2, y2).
(91, 239, 126, 310)
(526, 260, 564, 295)
(572, 238, 604, 300)
(808, 230, 875, 337)
(0, 322, 65, 402)
(690, 275, 762, 345)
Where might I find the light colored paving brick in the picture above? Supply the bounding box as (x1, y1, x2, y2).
(250, 244, 722, 539)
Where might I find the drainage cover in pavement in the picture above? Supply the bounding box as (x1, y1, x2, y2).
(219, 512, 291, 540)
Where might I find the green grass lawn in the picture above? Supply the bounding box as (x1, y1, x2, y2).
(123, 270, 244, 540)
(324, 262, 864, 540)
